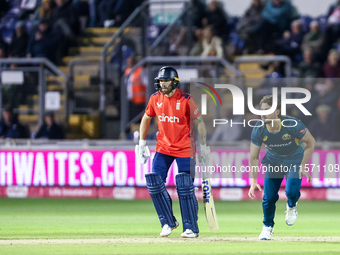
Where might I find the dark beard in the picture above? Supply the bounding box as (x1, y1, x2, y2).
(161, 87, 173, 95)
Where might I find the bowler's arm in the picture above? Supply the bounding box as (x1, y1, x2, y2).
(300, 130, 316, 165)
(249, 142, 261, 182)
(248, 142, 262, 198)
(193, 115, 207, 145)
(140, 114, 153, 140)
(299, 130, 315, 181)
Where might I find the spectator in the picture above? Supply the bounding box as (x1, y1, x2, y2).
(0, 108, 26, 139)
(52, 0, 80, 40)
(327, 0, 340, 17)
(308, 104, 339, 141)
(295, 78, 319, 126)
(237, 0, 264, 35)
(211, 105, 242, 142)
(261, 71, 284, 91)
(316, 78, 340, 107)
(321, 0, 340, 60)
(277, 20, 304, 62)
(99, 0, 138, 27)
(27, 19, 59, 62)
(110, 0, 135, 27)
(124, 56, 148, 122)
(0, 47, 5, 59)
(261, 61, 285, 77)
(98, 0, 119, 27)
(71, 0, 90, 30)
(298, 48, 321, 78)
(8, 21, 29, 58)
(323, 49, 340, 78)
(301, 21, 324, 55)
(190, 26, 223, 57)
(191, 0, 208, 29)
(255, 0, 293, 52)
(190, 29, 203, 56)
(0, 36, 8, 57)
(237, 0, 264, 52)
(20, 0, 39, 10)
(169, 0, 208, 53)
(0, 0, 10, 20)
(26, 29, 49, 58)
(35, 112, 64, 139)
(110, 37, 136, 73)
(32, 0, 54, 22)
(202, 1, 228, 40)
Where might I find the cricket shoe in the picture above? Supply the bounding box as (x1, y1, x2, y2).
(285, 202, 298, 226)
(259, 226, 274, 240)
(160, 221, 179, 237)
(181, 229, 199, 238)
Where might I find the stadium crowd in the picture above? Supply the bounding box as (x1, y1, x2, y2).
(0, 0, 339, 141)
(0, 0, 143, 64)
(126, 0, 340, 142)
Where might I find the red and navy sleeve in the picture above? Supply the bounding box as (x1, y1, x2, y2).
(145, 95, 156, 118)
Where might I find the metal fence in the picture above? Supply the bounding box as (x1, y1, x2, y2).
(68, 58, 101, 114)
(234, 55, 292, 78)
(100, 0, 193, 113)
(0, 58, 68, 126)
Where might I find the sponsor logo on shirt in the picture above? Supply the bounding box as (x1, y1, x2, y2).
(158, 113, 179, 123)
(268, 141, 292, 147)
(282, 133, 291, 140)
(300, 128, 306, 134)
(263, 136, 268, 141)
(156, 102, 163, 108)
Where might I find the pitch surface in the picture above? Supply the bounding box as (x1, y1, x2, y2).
(0, 198, 339, 254)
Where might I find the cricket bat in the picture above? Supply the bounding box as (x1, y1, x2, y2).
(201, 162, 219, 231)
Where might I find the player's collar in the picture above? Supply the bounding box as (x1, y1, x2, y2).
(266, 118, 281, 133)
(164, 88, 177, 98)
(278, 118, 281, 132)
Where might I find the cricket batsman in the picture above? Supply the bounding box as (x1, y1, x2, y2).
(135, 66, 210, 238)
(248, 95, 315, 240)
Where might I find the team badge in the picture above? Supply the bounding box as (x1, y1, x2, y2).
(282, 133, 291, 140)
(176, 100, 181, 110)
(263, 136, 268, 141)
(156, 102, 163, 108)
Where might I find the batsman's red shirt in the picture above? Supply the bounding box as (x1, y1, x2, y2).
(145, 89, 200, 158)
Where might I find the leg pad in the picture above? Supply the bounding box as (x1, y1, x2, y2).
(176, 173, 199, 233)
(146, 173, 176, 228)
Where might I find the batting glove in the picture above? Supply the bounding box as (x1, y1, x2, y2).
(199, 144, 211, 165)
(135, 140, 150, 164)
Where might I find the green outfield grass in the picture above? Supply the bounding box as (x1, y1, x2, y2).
(0, 198, 340, 254)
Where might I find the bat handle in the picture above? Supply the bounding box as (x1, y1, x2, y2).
(201, 161, 207, 180)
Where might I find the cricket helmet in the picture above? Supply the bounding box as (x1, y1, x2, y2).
(154, 66, 180, 91)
